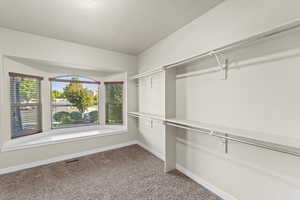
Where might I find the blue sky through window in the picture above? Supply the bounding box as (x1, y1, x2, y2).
(52, 76, 99, 93)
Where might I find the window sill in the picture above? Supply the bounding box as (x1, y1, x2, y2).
(1, 125, 127, 152)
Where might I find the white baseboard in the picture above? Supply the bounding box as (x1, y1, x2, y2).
(176, 164, 238, 200)
(1, 139, 237, 200)
(0, 140, 138, 175)
(136, 140, 237, 200)
(136, 141, 165, 161)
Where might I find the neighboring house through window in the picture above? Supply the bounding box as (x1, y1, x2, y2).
(10, 72, 43, 138)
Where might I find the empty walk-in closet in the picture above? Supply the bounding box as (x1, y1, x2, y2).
(0, 0, 300, 200)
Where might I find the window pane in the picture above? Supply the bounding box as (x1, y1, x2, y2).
(10, 77, 40, 104)
(51, 76, 99, 129)
(11, 105, 41, 138)
(106, 103, 123, 124)
(105, 83, 123, 124)
(10, 75, 42, 138)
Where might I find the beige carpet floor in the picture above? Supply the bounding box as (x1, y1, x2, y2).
(0, 145, 223, 200)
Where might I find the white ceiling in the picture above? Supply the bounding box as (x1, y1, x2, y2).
(0, 0, 223, 55)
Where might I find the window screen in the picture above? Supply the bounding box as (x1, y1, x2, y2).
(9, 72, 43, 138)
(105, 82, 123, 124)
(50, 76, 100, 129)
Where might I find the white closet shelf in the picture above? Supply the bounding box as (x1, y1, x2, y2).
(132, 19, 300, 173)
(166, 118, 300, 157)
(128, 112, 300, 156)
(130, 67, 164, 80)
(130, 19, 300, 80)
(128, 112, 165, 121)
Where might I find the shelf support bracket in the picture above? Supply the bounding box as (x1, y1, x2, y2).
(150, 76, 153, 88)
(209, 51, 229, 80)
(224, 134, 229, 154)
(135, 80, 139, 88)
(223, 59, 229, 80)
(225, 139, 228, 154)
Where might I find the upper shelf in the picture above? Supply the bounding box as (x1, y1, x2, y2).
(130, 19, 300, 80)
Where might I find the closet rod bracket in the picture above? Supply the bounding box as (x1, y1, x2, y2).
(209, 51, 229, 80)
(224, 135, 229, 154)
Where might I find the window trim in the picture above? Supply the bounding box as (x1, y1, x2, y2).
(9, 72, 43, 139)
(49, 75, 101, 130)
(11, 129, 42, 139)
(49, 77, 100, 85)
(7, 72, 126, 141)
(104, 81, 124, 85)
(2, 125, 128, 152)
(9, 72, 44, 80)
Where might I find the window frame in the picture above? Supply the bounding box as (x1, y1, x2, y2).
(104, 81, 124, 125)
(49, 76, 101, 130)
(9, 72, 43, 139)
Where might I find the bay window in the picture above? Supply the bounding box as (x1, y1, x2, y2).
(9, 72, 125, 141)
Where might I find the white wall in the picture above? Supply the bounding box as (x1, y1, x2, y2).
(137, 72, 166, 155)
(139, 0, 300, 72)
(0, 27, 138, 169)
(137, 0, 300, 200)
(0, 27, 136, 72)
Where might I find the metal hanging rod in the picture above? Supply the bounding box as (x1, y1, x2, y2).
(130, 67, 164, 80)
(165, 121, 300, 157)
(165, 19, 300, 70)
(128, 113, 153, 121)
(216, 133, 300, 157)
(176, 48, 300, 79)
(128, 112, 165, 122)
(131, 19, 300, 80)
(128, 111, 300, 157)
(128, 112, 165, 128)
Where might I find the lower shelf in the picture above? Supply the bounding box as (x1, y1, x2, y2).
(166, 118, 300, 157)
(128, 111, 300, 157)
(128, 111, 165, 121)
